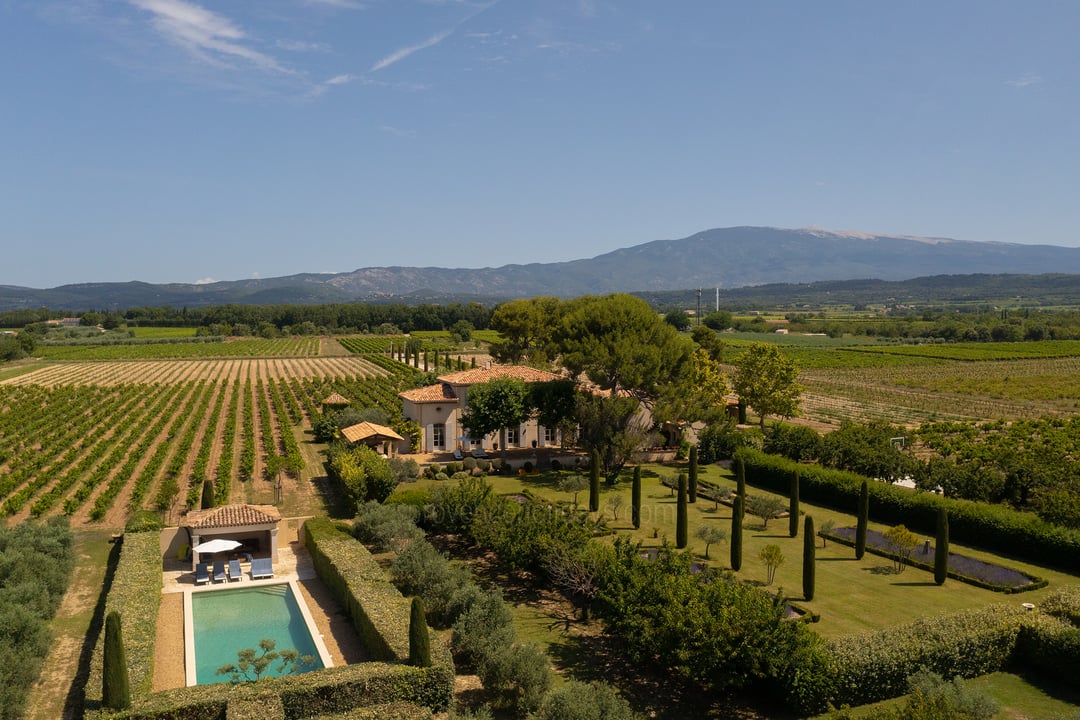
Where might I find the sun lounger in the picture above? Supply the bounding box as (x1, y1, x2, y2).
(250, 557, 274, 580)
(470, 448, 489, 459)
(228, 559, 243, 582)
(195, 562, 210, 585)
(212, 561, 227, 583)
(453, 448, 464, 461)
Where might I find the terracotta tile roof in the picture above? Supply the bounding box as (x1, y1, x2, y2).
(437, 365, 563, 385)
(399, 383, 459, 403)
(341, 421, 404, 444)
(183, 504, 281, 529)
(323, 392, 350, 406)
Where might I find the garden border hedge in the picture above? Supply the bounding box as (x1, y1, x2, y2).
(735, 448, 1080, 572)
(86, 531, 163, 712)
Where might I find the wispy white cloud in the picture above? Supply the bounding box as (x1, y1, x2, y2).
(371, 27, 453, 72)
(194, 277, 217, 285)
(1006, 73, 1044, 88)
(370, 0, 500, 72)
(324, 73, 356, 85)
(277, 38, 328, 52)
(129, 0, 290, 73)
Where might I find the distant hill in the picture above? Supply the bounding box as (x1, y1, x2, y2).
(4, 226, 1080, 311)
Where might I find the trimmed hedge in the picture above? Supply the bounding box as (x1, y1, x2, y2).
(1039, 585, 1080, 627)
(735, 448, 1080, 572)
(87, 532, 162, 711)
(825, 604, 1029, 708)
(306, 703, 432, 720)
(305, 516, 412, 661)
(1013, 614, 1080, 687)
(89, 663, 452, 720)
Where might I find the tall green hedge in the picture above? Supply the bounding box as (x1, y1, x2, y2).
(304, 517, 413, 661)
(735, 448, 1080, 572)
(824, 604, 1028, 708)
(87, 531, 162, 711)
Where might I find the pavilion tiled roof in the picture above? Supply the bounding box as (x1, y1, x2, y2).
(341, 421, 404, 444)
(183, 504, 281, 530)
(323, 392, 350, 406)
(399, 383, 459, 403)
(437, 365, 563, 385)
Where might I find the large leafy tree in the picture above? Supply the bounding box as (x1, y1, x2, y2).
(555, 294, 694, 404)
(731, 342, 803, 429)
(654, 348, 729, 427)
(489, 296, 563, 363)
(461, 377, 531, 462)
(574, 393, 646, 482)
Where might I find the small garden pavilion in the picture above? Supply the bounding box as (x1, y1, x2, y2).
(182, 504, 282, 571)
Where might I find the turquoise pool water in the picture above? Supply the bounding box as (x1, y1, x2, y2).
(191, 583, 324, 684)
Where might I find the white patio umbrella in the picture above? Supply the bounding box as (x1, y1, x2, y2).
(193, 538, 242, 555)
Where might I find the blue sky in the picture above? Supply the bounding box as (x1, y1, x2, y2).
(2, 1, 1078, 288)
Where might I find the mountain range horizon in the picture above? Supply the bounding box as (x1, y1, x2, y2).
(4, 226, 1080, 312)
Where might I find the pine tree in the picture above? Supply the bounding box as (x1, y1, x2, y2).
(631, 465, 642, 530)
(789, 470, 800, 538)
(409, 596, 432, 667)
(731, 494, 743, 571)
(688, 445, 698, 503)
(588, 450, 600, 513)
(803, 515, 816, 601)
(103, 610, 131, 709)
(935, 507, 949, 586)
(856, 480, 869, 560)
(676, 473, 688, 549)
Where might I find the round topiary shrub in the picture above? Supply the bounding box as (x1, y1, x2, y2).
(451, 471, 470, 480)
(550, 459, 562, 472)
(435, 472, 450, 482)
(523, 461, 534, 474)
(463, 456, 477, 471)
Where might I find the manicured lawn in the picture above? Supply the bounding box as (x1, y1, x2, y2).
(812, 672, 1080, 719)
(417, 461, 1080, 639)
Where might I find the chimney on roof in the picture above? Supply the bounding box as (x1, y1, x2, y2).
(485, 360, 491, 370)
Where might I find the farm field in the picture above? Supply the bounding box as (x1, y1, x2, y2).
(34, 336, 320, 360)
(0, 354, 419, 529)
(717, 335, 1080, 426)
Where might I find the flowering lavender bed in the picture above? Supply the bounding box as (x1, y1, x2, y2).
(829, 526, 1039, 591)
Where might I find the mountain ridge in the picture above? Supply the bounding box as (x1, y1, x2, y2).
(4, 226, 1080, 311)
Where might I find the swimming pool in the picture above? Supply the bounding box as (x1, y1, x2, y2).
(186, 581, 331, 685)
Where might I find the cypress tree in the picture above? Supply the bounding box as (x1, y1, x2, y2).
(408, 596, 432, 667)
(789, 470, 800, 538)
(588, 450, 600, 513)
(856, 480, 869, 560)
(688, 446, 698, 503)
(103, 610, 131, 709)
(731, 494, 743, 571)
(803, 515, 816, 601)
(676, 473, 688, 549)
(736, 456, 746, 519)
(201, 478, 215, 509)
(631, 465, 642, 530)
(935, 507, 949, 586)
(471, 356, 477, 368)
(423, 352, 429, 371)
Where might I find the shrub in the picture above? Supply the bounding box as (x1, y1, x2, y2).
(462, 456, 477, 471)
(533, 680, 639, 720)
(451, 588, 516, 671)
(386, 488, 433, 509)
(1013, 615, 1080, 686)
(353, 502, 424, 553)
(479, 642, 553, 714)
(435, 472, 450, 482)
(523, 461, 534, 474)
(550, 459, 562, 472)
(1039, 586, 1080, 626)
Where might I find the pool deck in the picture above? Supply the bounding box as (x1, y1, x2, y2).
(154, 543, 368, 691)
